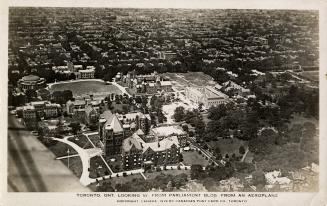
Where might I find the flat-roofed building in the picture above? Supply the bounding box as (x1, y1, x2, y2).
(76, 66, 95, 79)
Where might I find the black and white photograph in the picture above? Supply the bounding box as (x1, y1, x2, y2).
(3, 0, 327, 205)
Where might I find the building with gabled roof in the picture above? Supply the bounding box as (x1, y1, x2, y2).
(121, 132, 180, 170)
(98, 110, 150, 156)
(185, 86, 229, 108)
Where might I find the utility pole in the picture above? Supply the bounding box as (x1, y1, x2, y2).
(67, 148, 70, 169)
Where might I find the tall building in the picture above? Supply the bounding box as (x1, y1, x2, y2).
(22, 105, 38, 129)
(98, 111, 128, 156)
(98, 111, 151, 156)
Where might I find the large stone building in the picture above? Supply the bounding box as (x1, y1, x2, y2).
(22, 105, 38, 129)
(20, 101, 61, 129)
(150, 125, 188, 147)
(18, 75, 46, 92)
(185, 86, 229, 108)
(116, 71, 172, 95)
(122, 133, 180, 170)
(76, 66, 95, 79)
(98, 111, 150, 156)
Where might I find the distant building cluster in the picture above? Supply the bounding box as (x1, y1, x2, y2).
(66, 96, 101, 125)
(52, 62, 95, 79)
(116, 71, 172, 95)
(16, 101, 61, 129)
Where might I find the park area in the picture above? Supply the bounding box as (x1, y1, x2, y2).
(162, 72, 217, 91)
(48, 80, 122, 97)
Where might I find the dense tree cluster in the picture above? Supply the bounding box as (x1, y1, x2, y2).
(173, 107, 205, 137)
(190, 164, 234, 182)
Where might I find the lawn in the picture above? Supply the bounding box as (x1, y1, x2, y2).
(48, 142, 78, 157)
(68, 135, 93, 149)
(145, 169, 190, 179)
(288, 114, 318, 129)
(88, 173, 144, 191)
(61, 156, 83, 178)
(182, 151, 210, 167)
(49, 80, 122, 97)
(89, 156, 112, 178)
(47, 142, 82, 178)
(88, 134, 103, 148)
(105, 155, 124, 173)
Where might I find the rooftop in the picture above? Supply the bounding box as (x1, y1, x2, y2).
(21, 75, 42, 82)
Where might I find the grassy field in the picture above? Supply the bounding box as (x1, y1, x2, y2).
(49, 80, 122, 97)
(288, 114, 318, 128)
(88, 173, 144, 191)
(145, 169, 190, 179)
(68, 135, 93, 149)
(47, 142, 82, 178)
(48, 142, 78, 157)
(162, 72, 216, 91)
(89, 156, 112, 178)
(61, 156, 83, 178)
(182, 151, 210, 167)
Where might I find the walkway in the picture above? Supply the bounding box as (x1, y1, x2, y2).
(112, 81, 131, 97)
(50, 137, 101, 186)
(240, 148, 250, 162)
(56, 154, 79, 160)
(83, 132, 114, 174)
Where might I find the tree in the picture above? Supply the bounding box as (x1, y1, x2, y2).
(208, 104, 228, 120)
(69, 122, 81, 135)
(173, 106, 185, 122)
(239, 146, 246, 155)
(182, 124, 189, 132)
(190, 164, 205, 180)
(178, 154, 184, 162)
(198, 103, 204, 111)
(252, 170, 266, 187)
